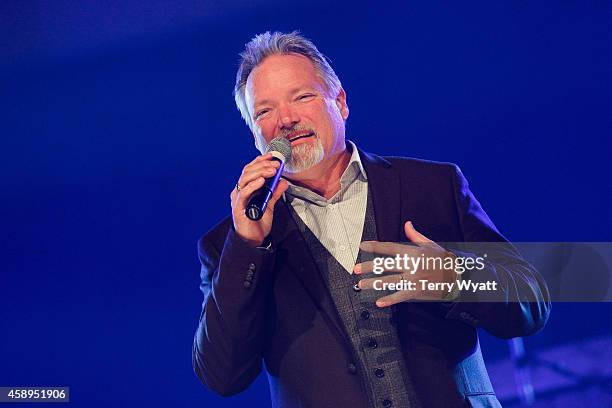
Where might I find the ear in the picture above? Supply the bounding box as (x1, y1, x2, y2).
(335, 87, 349, 120)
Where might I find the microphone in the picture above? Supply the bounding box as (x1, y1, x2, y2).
(246, 137, 292, 221)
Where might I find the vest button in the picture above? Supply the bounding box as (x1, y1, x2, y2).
(367, 338, 378, 349)
(382, 399, 393, 407)
(374, 368, 385, 378)
(360, 310, 370, 320)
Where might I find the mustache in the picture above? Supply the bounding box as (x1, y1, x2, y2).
(278, 125, 317, 139)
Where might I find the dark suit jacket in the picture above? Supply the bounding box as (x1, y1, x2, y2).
(192, 149, 550, 408)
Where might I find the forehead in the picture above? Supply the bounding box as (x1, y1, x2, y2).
(245, 54, 325, 105)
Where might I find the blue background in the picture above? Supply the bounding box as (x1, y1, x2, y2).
(1, 1, 611, 407)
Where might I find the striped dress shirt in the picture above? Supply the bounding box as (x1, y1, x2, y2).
(284, 140, 368, 274)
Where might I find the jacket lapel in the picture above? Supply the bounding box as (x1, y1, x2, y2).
(266, 148, 402, 351)
(358, 149, 402, 242)
(269, 199, 352, 350)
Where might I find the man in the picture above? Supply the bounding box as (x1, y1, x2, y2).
(192, 31, 550, 408)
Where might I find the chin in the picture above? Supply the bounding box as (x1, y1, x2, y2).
(284, 138, 325, 174)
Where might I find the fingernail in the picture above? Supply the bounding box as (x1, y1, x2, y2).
(353, 264, 361, 274)
(376, 301, 386, 308)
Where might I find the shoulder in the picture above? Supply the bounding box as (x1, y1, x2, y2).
(360, 148, 461, 180)
(385, 155, 459, 174)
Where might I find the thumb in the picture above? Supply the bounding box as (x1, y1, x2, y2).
(404, 221, 432, 244)
(267, 179, 289, 210)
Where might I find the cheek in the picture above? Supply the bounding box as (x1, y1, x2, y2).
(317, 104, 342, 133)
(321, 100, 343, 124)
(305, 105, 333, 129)
(255, 121, 275, 141)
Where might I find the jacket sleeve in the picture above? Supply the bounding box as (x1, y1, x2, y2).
(192, 225, 276, 396)
(444, 165, 551, 339)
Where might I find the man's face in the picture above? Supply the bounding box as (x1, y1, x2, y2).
(245, 53, 349, 175)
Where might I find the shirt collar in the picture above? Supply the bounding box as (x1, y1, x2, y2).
(346, 140, 368, 181)
(284, 140, 367, 206)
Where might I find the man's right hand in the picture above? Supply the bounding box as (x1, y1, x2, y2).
(230, 152, 289, 247)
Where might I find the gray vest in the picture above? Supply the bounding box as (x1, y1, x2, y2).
(288, 191, 421, 408)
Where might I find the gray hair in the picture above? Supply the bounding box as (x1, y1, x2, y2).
(234, 31, 342, 130)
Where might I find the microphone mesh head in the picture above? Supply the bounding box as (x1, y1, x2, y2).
(266, 137, 292, 162)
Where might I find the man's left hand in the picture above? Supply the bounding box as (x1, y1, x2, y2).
(354, 221, 458, 307)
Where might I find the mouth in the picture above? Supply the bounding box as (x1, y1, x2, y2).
(287, 131, 315, 143)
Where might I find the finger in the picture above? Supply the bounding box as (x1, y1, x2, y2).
(239, 162, 279, 188)
(376, 288, 442, 307)
(244, 159, 280, 175)
(250, 152, 273, 164)
(353, 261, 405, 275)
(237, 154, 278, 187)
(359, 240, 420, 257)
(243, 154, 280, 174)
(376, 290, 415, 307)
(233, 153, 276, 194)
(358, 274, 403, 290)
(234, 177, 267, 211)
(404, 221, 433, 245)
(241, 159, 280, 178)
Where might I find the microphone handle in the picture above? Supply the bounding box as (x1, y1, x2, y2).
(245, 157, 285, 221)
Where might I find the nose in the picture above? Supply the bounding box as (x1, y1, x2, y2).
(278, 103, 300, 130)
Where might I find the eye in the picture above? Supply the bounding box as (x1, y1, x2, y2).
(255, 109, 269, 119)
(297, 94, 315, 101)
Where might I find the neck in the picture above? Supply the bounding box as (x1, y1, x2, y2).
(287, 147, 352, 199)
